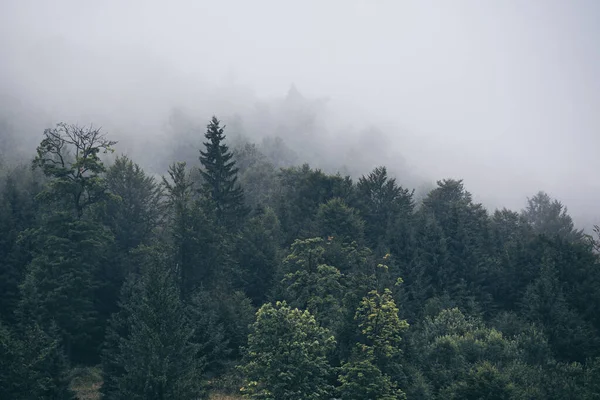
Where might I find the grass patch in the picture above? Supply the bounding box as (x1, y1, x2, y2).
(69, 366, 102, 400)
(209, 393, 243, 400)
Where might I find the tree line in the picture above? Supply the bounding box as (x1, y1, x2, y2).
(1, 117, 600, 399)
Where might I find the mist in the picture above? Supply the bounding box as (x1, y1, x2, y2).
(1, 0, 599, 227)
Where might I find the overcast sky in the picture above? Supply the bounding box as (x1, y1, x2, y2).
(1, 0, 599, 224)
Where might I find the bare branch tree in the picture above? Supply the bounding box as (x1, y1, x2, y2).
(33, 122, 117, 218)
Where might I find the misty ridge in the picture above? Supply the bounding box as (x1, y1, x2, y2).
(1, 0, 599, 230)
(0, 33, 596, 231)
(0, 40, 413, 172)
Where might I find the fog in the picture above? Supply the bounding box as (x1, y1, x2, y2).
(1, 0, 599, 227)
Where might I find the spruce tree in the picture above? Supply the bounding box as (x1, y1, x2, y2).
(355, 166, 414, 248)
(101, 248, 205, 400)
(18, 215, 112, 364)
(522, 191, 583, 241)
(199, 116, 246, 229)
(163, 162, 226, 294)
(0, 321, 74, 399)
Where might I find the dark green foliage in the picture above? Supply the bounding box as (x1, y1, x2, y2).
(187, 290, 231, 373)
(338, 358, 406, 400)
(19, 215, 113, 364)
(584, 357, 600, 399)
(522, 263, 599, 362)
(200, 116, 247, 229)
(279, 238, 345, 333)
(105, 155, 164, 253)
(33, 123, 116, 218)
(100, 155, 165, 319)
(355, 166, 414, 248)
(523, 191, 584, 241)
(235, 207, 282, 305)
(20, 123, 117, 364)
(420, 179, 491, 310)
(210, 290, 255, 359)
(2, 117, 600, 398)
(274, 164, 354, 244)
(0, 321, 74, 399)
(101, 250, 205, 400)
(316, 197, 365, 243)
(233, 142, 279, 212)
(0, 165, 42, 323)
(163, 162, 227, 295)
(442, 361, 515, 400)
(240, 301, 335, 400)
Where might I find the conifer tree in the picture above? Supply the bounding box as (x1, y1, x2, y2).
(235, 207, 282, 305)
(522, 191, 583, 241)
(356, 166, 414, 248)
(163, 162, 227, 294)
(0, 165, 41, 323)
(18, 215, 112, 364)
(105, 155, 164, 254)
(101, 248, 205, 400)
(199, 116, 246, 229)
(0, 321, 74, 399)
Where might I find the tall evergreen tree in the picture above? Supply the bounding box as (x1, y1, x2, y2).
(522, 191, 583, 242)
(18, 215, 112, 364)
(0, 321, 74, 399)
(235, 207, 282, 305)
(105, 155, 164, 254)
(355, 166, 414, 248)
(101, 248, 205, 400)
(199, 116, 246, 229)
(163, 162, 226, 295)
(0, 165, 41, 323)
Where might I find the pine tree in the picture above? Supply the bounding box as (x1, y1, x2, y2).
(420, 179, 490, 309)
(101, 249, 205, 400)
(316, 197, 365, 244)
(522, 262, 598, 362)
(235, 207, 282, 305)
(105, 155, 164, 253)
(18, 214, 112, 364)
(199, 116, 246, 229)
(0, 165, 41, 323)
(163, 162, 227, 294)
(522, 191, 583, 241)
(355, 166, 414, 248)
(0, 321, 74, 399)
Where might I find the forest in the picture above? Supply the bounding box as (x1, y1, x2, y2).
(1, 115, 600, 400)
